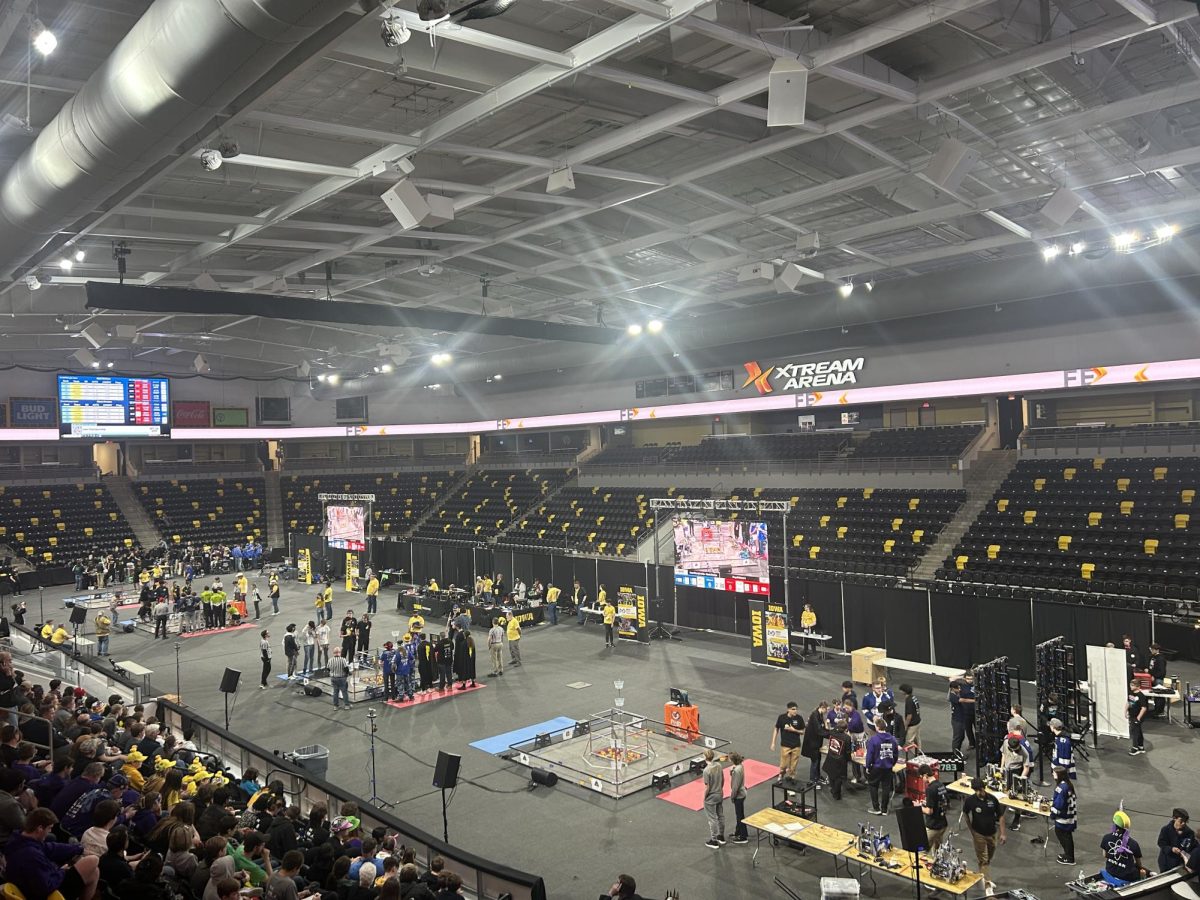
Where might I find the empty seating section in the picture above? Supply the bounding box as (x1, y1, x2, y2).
(852, 425, 980, 458)
(585, 444, 677, 466)
(940, 458, 1200, 596)
(499, 485, 711, 556)
(0, 483, 134, 565)
(1023, 422, 1200, 452)
(668, 433, 848, 465)
(282, 471, 458, 536)
(414, 469, 571, 543)
(137, 477, 267, 546)
(735, 486, 965, 577)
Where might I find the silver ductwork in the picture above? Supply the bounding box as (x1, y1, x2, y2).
(0, 0, 356, 279)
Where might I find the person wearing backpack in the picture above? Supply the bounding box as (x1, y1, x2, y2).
(282, 625, 300, 680)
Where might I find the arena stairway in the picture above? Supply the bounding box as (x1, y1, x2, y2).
(105, 475, 160, 550)
(911, 448, 1018, 582)
(263, 470, 284, 549)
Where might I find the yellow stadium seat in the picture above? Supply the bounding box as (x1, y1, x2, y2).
(1117, 478, 1130, 492)
(836, 526, 847, 539)
(1175, 514, 1190, 529)
(891, 518, 903, 531)
(1120, 501, 1134, 516)
(1088, 512, 1102, 526)
(29, 517, 37, 526)
(1154, 467, 1168, 481)
(819, 515, 830, 528)
(1144, 539, 1159, 556)
(792, 534, 803, 547)
(863, 488, 875, 498)
(987, 544, 1000, 560)
(1183, 489, 1195, 504)
(48, 537, 56, 546)
(1023, 510, 1037, 524)
(1080, 562, 1095, 580)
(1034, 478, 1045, 492)
(997, 499, 1009, 512)
(883, 539, 895, 554)
(1058, 535, 1072, 551)
(1063, 468, 1076, 481)
(836, 496, 847, 509)
(808, 546, 820, 559)
(912, 530, 924, 543)
(908, 498, 920, 510)
(84, 527, 93, 537)
(955, 555, 968, 571)
(1093, 458, 1105, 470)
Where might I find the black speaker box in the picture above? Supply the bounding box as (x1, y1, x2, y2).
(70, 605, 88, 626)
(530, 768, 558, 787)
(895, 805, 927, 852)
(303, 684, 323, 697)
(121, 623, 135, 633)
(219, 668, 241, 694)
(433, 750, 460, 789)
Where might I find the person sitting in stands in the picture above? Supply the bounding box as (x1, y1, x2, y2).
(5, 807, 101, 900)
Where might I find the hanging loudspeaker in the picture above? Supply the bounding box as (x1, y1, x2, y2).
(432, 751, 460, 789)
(69, 605, 88, 626)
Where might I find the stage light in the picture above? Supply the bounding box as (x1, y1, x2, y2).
(626, 323, 642, 336)
(31, 20, 56, 56)
(199, 149, 222, 171)
(316, 373, 327, 383)
(298, 361, 311, 378)
(1155, 224, 1177, 242)
(380, 363, 393, 373)
(105, 361, 114, 368)
(432, 352, 451, 365)
(1069, 241, 1086, 256)
(838, 281, 853, 298)
(24, 275, 40, 291)
(864, 280, 874, 292)
(1042, 245, 1061, 262)
(493, 373, 502, 380)
(73, 249, 85, 263)
(327, 374, 340, 386)
(646, 319, 664, 334)
(58, 258, 72, 272)
(1112, 231, 1138, 251)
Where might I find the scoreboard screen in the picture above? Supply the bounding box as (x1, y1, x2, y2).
(58, 375, 171, 438)
(672, 517, 770, 594)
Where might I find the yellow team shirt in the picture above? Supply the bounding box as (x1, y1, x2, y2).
(366, 577, 379, 597)
(323, 586, 333, 603)
(51, 626, 69, 645)
(506, 617, 522, 641)
(546, 586, 561, 604)
(315, 594, 326, 610)
(40, 623, 53, 639)
(429, 580, 439, 592)
(602, 603, 616, 625)
(482, 578, 492, 593)
(121, 764, 146, 791)
(408, 614, 425, 633)
(597, 589, 606, 608)
(800, 610, 817, 629)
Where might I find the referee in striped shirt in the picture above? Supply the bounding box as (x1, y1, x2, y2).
(259, 629, 272, 689)
(329, 647, 352, 710)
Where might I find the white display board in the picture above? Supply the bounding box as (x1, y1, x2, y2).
(1086, 645, 1130, 738)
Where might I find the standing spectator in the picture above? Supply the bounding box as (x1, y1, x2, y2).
(963, 777, 1006, 896)
(864, 719, 900, 816)
(602, 596, 616, 649)
(152, 596, 170, 640)
(1128, 679, 1149, 755)
(435, 632, 454, 690)
(259, 630, 273, 690)
(416, 633, 434, 694)
(701, 749, 725, 850)
(452, 628, 476, 690)
(487, 620, 504, 678)
(823, 717, 851, 801)
(301, 622, 317, 675)
(396, 644, 416, 703)
(948, 681, 973, 754)
(1000, 733, 1032, 831)
(316, 620, 331, 670)
(506, 613, 522, 667)
(94, 611, 112, 657)
(1157, 808, 1195, 874)
(328, 648, 351, 711)
(1050, 718, 1075, 779)
(4, 807, 100, 900)
(920, 764, 948, 851)
(960, 672, 978, 749)
(356, 613, 372, 655)
(801, 701, 828, 785)
(1122, 635, 1141, 681)
(900, 684, 922, 750)
(339, 612, 358, 662)
(728, 752, 748, 845)
(1050, 766, 1077, 866)
(380, 643, 398, 700)
(769, 702, 804, 784)
(364, 572, 379, 615)
(282, 625, 299, 680)
(544, 582, 560, 626)
(269, 571, 280, 616)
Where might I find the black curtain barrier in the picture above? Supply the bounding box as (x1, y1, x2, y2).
(972, 596, 1035, 675)
(1156, 619, 1200, 662)
(801, 578, 845, 650)
(883, 589, 931, 664)
(1032, 601, 1077, 660)
(841, 583, 889, 650)
(510, 551, 534, 587)
(930, 592, 976, 671)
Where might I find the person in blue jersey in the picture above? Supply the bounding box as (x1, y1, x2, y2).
(1050, 767, 1077, 865)
(1050, 718, 1075, 779)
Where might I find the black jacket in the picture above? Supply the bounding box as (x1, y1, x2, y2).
(265, 813, 298, 858)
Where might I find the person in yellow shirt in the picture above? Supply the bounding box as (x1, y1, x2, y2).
(121, 748, 148, 790)
(51, 624, 69, 645)
(40, 620, 54, 642)
(505, 614, 523, 667)
(322, 582, 334, 621)
(545, 583, 561, 626)
(365, 572, 380, 614)
(408, 612, 425, 636)
(481, 575, 493, 600)
(427, 577, 439, 593)
(602, 597, 617, 648)
(799, 603, 818, 656)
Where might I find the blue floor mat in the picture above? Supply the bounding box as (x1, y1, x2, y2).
(469, 716, 578, 755)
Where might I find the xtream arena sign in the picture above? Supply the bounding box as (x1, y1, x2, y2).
(741, 357, 865, 394)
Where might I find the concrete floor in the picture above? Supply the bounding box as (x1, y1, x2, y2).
(39, 580, 1200, 900)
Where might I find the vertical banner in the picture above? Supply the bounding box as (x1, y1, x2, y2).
(297, 548, 312, 585)
(345, 551, 360, 592)
(749, 599, 791, 669)
(617, 584, 649, 643)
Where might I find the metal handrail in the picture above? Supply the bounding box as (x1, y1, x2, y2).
(581, 454, 959, 477)
(1023, 423, 1200, 455)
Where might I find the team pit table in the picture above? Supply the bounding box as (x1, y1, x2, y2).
(741, 806, 984, 896)
(946, 776, 1053, 856)
(790, 631, 834, 662)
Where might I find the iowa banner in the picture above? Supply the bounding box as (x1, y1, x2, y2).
(617, 585, 649, 643)
(749, 599, 791, 669)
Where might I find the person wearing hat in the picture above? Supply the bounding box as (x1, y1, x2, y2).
(121, 750, 148, 791)
(1000, 732, 1032, 831)
(1101, 811, 1147, 886)
(963, 776, 1006, 895)
(380, 642, 398, 701)
(1156, 808, 1195, 874)
(864, 718, 900, 816)
(1050, 766, 1077, 865)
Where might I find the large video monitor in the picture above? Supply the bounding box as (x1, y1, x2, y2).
(57, 374, 170, 438)
(325, 504, 366, 551)
(672, 517, 769, 594)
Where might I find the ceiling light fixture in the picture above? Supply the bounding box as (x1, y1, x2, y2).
(864, 280, 875, 292)
(380, 12, 411, 46)
(73, 249, 85, 263)
(1069, 241, 1086, 256)
(327, 374, 340, 386)
(1155, 224, 1177, 242)
(838, 281, 854, 298)
(431, 352, 452, 365)
(105, 361, 114, 369)
(58, 258, 72, 272)
(626, 323, 643, 336)
(1112, 231, 1138, 251)
(316, 373, 327, 383)
(1041, 245, 1061, 262)
(493, 373, 502, 380)
(199, 149, 222, 171)
(30, 19, 56, 56)
(24, 275, 40, 291)
(646, 319, 663, 334)
(380, 363, 394, 373)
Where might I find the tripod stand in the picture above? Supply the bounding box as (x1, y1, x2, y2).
(647, 599, 681, 641)
(365, 709, 395, 809)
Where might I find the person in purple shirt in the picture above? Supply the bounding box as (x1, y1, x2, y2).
(32, 755, 70, 808)
(4, 807, 100, 900)
(864, 719, 901, 816)
(842, 698, 866, 784)
(49, 762, 105, 819)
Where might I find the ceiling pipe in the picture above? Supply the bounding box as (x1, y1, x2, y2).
(0, 0, 357, 280)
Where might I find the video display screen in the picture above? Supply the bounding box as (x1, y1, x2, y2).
(326, 504, 366, 551)
(58, 375, 170, 437)
(673, 517, 770, 594)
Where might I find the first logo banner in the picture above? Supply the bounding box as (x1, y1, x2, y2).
(10, 397, 56, 427)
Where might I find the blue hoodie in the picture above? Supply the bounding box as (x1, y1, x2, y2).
(3, 832, 82, 897)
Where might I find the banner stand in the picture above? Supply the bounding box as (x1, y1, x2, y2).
(749, 599, 791, 669)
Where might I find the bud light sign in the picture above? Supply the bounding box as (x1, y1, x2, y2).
(10, 397, 56, 427)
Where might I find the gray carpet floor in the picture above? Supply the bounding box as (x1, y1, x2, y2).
(32, 579, 1200, 899)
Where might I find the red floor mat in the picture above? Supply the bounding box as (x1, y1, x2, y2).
(656, 758, 778, 811)
(176, 623, 258, 639)
(385, 683, 486, 709)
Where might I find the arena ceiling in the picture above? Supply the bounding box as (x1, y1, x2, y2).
(1, 0, 1200, 384)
